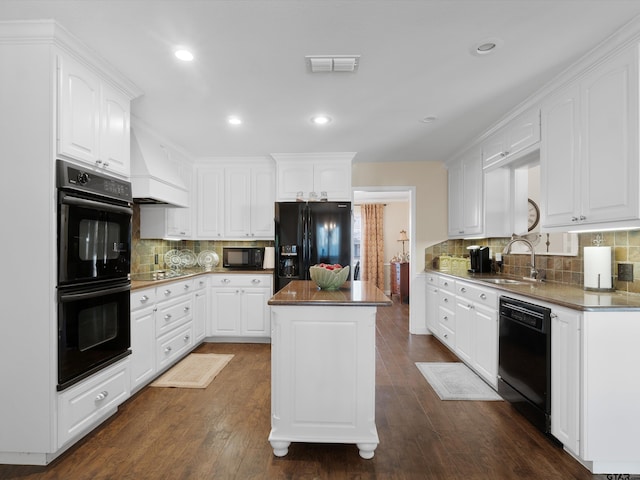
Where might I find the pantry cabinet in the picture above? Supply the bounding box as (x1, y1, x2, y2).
(209, 274, 272, 339)
(541, 44, 640, 230)
(58, 54, 131, 177)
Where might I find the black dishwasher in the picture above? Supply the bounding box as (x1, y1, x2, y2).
(498, 296, 552, 435)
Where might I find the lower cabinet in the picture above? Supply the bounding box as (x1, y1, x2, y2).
(57, 359, 130, 447)
(209, 274, 272, 339)
(425, 273, 439, 333)
(193, 277, 208, 343)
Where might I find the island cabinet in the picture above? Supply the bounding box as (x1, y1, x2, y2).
(268, 280, 391, 459)
(541, 42, 640, 231)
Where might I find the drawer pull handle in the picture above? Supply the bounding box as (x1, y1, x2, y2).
(140, 295, 149, 303)
(164, 289, 172, 296)
(165, 346, 172, 353)
(479, 293, 487, 300)
(222, 278, 231, 284)
(95, 391, 109, 401)
(443, 333, 448, 339)
(164, 314, 172, 321)
(460, 287, 466, 293)
(252, 279, 261, 284)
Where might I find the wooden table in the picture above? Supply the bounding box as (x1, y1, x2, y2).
(267, 280, 391, 459)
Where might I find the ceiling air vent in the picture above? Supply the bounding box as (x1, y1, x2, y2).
(306, 55, 360, 73)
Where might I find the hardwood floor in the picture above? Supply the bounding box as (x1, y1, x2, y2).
(1, 298, 603, 479)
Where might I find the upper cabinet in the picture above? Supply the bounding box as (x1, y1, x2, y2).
(482, 108, 540, 170)
(57, 54, 131, 178)
(195, 160, 275, 240)
(541, 44, 640, 230)
(273, 153, 354, 201)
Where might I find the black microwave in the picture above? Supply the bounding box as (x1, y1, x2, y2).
(223, 247, 264, 269)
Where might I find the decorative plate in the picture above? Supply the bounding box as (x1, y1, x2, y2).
(179, 249, 197, 268)
(164, 249, 181, 267)
(197, 250, 219, 269)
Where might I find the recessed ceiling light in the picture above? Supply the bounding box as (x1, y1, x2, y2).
(174, 49, 194, 61)
(420, 116, 438, 124)
(470, 37, 503, 56)
(227, 116, 242, 125)
(311, 115, 332, 125)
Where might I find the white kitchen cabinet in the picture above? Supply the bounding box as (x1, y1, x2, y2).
(447, 149, 482, 237)
(209, 274, 272, 339)
(273, 153, 354, 201)
(436, 277, 456, 350)
(482, 108, 540, 169)
(425, 273, 439, 334)
(454, 290, 474, 364)
(57, 359, 130, 448)
(193, 277, 208, 343)
(58, 54, 131, 177)
(541, 44, 640, 230)
(130, 287, 157, 392)
(551, 305, 581, 456)
(224, 164, 275, 239)
(196, 167, 225, 238)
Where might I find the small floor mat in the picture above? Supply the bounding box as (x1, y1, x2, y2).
(150, 353, 234, 388)
(415, 362, 502, 401)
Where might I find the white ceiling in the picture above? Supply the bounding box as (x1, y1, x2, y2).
(4, 0, 640, 164)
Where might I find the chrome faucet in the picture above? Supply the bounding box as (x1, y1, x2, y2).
(503, 234, 538, 280)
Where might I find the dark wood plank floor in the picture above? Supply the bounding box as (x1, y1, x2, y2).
(1, 299, 604, 479)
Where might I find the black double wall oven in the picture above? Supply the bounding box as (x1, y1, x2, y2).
(57, 160, 132, 391)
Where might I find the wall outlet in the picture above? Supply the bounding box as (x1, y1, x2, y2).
(618, 263, 634, 282)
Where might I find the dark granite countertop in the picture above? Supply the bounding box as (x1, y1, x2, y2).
(268, 280, 392, 307)
(424, 268, 640, 311)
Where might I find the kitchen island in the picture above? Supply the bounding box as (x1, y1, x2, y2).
(267, 280, 391, 459)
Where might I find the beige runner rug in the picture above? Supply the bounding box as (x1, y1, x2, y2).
(150, 353, 234, 388)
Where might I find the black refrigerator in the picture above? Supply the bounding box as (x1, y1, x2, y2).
(274, 201, 352, 292)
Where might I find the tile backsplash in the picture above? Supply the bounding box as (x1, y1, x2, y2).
(131, 205, 273, 274)
(425, 230, 640, 294)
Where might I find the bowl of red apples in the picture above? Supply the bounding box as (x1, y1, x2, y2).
(309, 263, 350, 290)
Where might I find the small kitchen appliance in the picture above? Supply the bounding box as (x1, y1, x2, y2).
(468, 246, 491, 273)
(222, 246, 264, 269)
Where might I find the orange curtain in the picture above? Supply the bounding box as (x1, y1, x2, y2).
(362, 204, 385, 289)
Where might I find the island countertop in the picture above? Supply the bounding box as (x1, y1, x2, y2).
(268, 280, 392, 307)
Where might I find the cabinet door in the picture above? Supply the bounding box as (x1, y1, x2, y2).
(461, 152, 483, 235)
(241, 288, 271, 336)
(314, 162, 352, 200)
(251, 166, 276, 237)
(193, 289, 207, 343)
(210, 289, 241, 335)
(454, 297, 473, 364)
(447, 160, 464, 236)
(425, 277, 439, 334)
(541, 83, 581, 228)
(224, 167, 252, 237)
(482, 131, 508, 169)
(196, 168, 224, 238)
(58, 55, 100, 164)
(507, 108, 540, 157)
(581, 47, 639, 225)
(130, 305, 156, 391)
(551, 308, 581, 455)
(277, 162, 314, 200)
(473, 304, 498, 388)
(100, 83, 130, 177)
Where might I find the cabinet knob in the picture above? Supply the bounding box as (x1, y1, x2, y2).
(443, 316, 448, 321)
(184, 334, 190, 342)
(479, 293, 487, 300)
(165, 346, 172, 353)
(571, 216, 578, 222)
(184, 306, 190, 312)
(95, 390, 109, 401)
(443, 282, 448, 286)
(579, 215, 586, 221)
(443, 333, 448, 339)
(164, 289, 172, 296)
(252, 279, 261, 284)
(140, 295, 149, 303)
(444, 298, 448, 303)
(222, 278, 230, 284)
(467, 304, 474, 309)
(103, 161, 109, 167)
(95, 159, 103, 166)
(164, 314, 172, 321)
(184, 284, 190, 290)
(460, 287, 467, 293)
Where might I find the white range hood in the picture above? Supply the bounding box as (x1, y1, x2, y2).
(130, 124, 189, 207)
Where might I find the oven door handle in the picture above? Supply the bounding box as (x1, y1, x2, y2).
(59, 283, 131, 302)
(60, 193, 133, 216)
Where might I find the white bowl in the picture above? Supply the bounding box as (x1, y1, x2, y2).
(309, 265, 350, 290)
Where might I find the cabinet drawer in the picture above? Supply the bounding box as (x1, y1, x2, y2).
(438, 291, 455, 309)
(210, 275, 271, 288)
(58, 359, 130, 447)
(193, 276, 208, 291)
(156, 296, 192, 337)
(456, 282, 497, 307)
(156, 323, 193, 371)
(439, 323, 455, 349)
(157, 279, 194, 300)
(438, 305, 455, 331)
(438, 276, 456, 293)
(131, 287, 156, 311)
(426, 274, 439, 286)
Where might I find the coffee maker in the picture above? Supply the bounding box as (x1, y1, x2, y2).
(468, 246, 491, 273)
